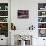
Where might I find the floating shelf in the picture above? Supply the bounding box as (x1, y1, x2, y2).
(0, 10, 8, 11)
(0, 3, 8, 37)
(38, 22, 46, 23)
(38, 28, 46, 29)
(38, 10, 46, 11)
(0, 16, 8, 17)
(0, 22, 8, 23)
(38, 16, 46, 17)
(38, 3, 46, 37)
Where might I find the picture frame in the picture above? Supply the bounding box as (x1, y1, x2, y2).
(18, 10, 29, 19)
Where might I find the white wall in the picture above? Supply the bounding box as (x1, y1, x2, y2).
(11, 0, 46, 46)
(11, 0, 38, 30)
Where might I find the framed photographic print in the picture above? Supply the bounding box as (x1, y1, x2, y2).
(17, 10, 29, 19)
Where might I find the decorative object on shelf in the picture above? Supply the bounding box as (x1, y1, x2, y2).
(18, 10, 29, 19)
(29, 25, 35, 30)
(38, 3, 46, 10)
(0, 6, 1, 10)
(0, 23, 8, 30)
(11, 23, 16, 30)
(38, 17, 43, 22)
(0, 17, 8, 22)
(0, 3, 8, 10)
(38, 11, 46, 16)
(38, 3, 46, 37)
(38, 29, 46, 37)
(5, 6, 8, 10)
(42, 11, 46, 16)
(42, 12, 45, 15)
(45, 6, 46, 9)
(38, 23, 46, 28)
(0, 23, 8, 37)
(38, 17, 46, 22)
(0, 3, 8, 37)
(40, 8, 44, 10)
(0, 11, 8, 16)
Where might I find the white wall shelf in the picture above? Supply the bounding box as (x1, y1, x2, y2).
(0, 22, 8, 23)
(38, 10, 46, 11)
(0, 16, 8, 17)
(38, 16, 46, 17)
(38, 22, 46, 23)
(38, 28, 46, 29)
(0, 0, 10, 45)
(38, 3, 46, 37)
(0, 3, 8, 38)
(0, 10, 8, 11)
